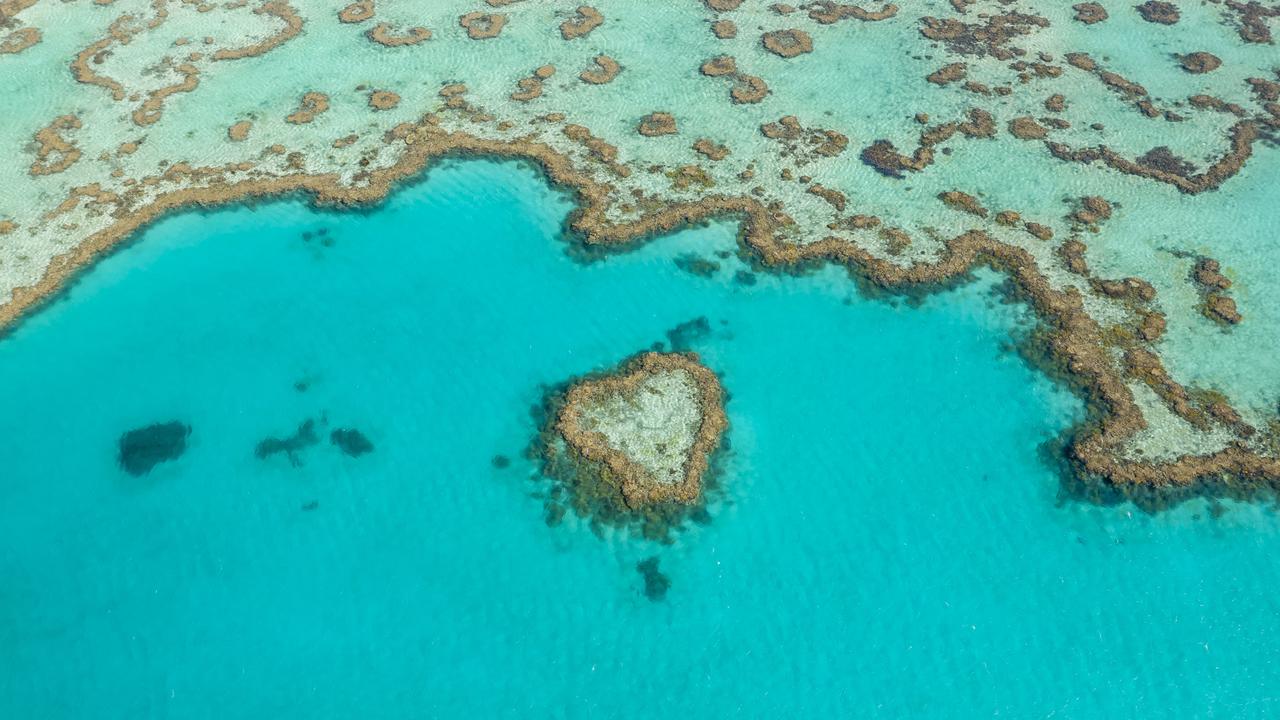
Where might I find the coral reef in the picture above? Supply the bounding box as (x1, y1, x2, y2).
(1072, 3, 1108, 24)
(553, 351, 727, 508)
(366, 23, 432, 47)
(29, 115, 82, 176)
(579, 54, 620, 84)
(560, 6, 603, 40)
(1136, 1, 1179, 25)
(761, 28, 813, 58)
(1179, 52, 1222, 74)
(638, 112, 678, 136)
(286, 92, 330, 124)
(459, 12, 506, 39)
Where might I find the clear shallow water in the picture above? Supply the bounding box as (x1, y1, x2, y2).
(2, 160, 1279, 718)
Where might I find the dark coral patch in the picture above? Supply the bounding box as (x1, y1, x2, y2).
(256, 418, 320, 466)
(330, 428, 374, 457)
(636, 556, 671, 601)
(118, 421, 190, 476)
(665, 316, 713, 351)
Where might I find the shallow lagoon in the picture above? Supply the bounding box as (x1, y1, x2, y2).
(2, 160, 1280, 718)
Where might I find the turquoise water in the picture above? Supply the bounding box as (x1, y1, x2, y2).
(3, 160, 1280, 718)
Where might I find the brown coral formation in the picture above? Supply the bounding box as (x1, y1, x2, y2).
(939, 190, 987, 217)
(562, 124, 623, 170)
(369, 90, 400, 110)
(1047, 122, 1258, 194)
(1136, 1, 1179, 24)
(1073, 195, 1113, 225)
(227, 120, 252, 141)
(1008, 116, 1048, 140)
(711, 19, 737, 38)
(1191, 258, 1242, 326)
(29, 115, 82, 176)
(1073, 2, 1108, 24)
(638, 112, 678, 137)
(579, 54, 620, 84)
(730, 74, 769, 104)
(286, 92, 330, 124)
(555, 352, 727, 508)
(1065, 52, 1158, 115)
(338, 0, 374, 24)
(700, 55, 737, 77)
(760, 116, 848, 162)
(1179, 52, 1222, 74)
(366, 23, 431, 47)
(704, 0, 743, 10)
(761, 28, 813, 58)
(918, 11, 1049, 59)
(807, 184, 847, 211)
(698, 55, 770, 104)
(560, 6, 603, 40)
(0, 25, 39, 54)
(1204, 294, 1243, 325)
(693, 138, 730, 160)
(1024, 222, 1053, 241)
(1223, 1, 1279, 43)
(511, 75, 544, 102)
(212, 1, 303, 61)
(927, 62, 967, 85)
(859, 109, 992, 178)
(459, 12, 507, 39)
(132, 63, 200, 126)
(804, 2, 899, 24)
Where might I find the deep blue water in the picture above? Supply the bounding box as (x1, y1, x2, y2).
(2, 160, 1279, 718)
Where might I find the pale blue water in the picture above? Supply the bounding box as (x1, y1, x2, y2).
(2, 160, 1279, 718)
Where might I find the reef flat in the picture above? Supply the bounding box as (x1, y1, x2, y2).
(1, 0, 1280, 502)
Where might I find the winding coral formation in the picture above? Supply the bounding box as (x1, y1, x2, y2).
(0, 25, 38, 54)
(338, 1, 374, 24)
(459, 11, 506, 39)
(761, 28, 813, 58)
(579, 54, 620, 84)
(212, 1, 302, 61)
(366, 23, 431, 47)
(286, 92, 330, 124)
(29, 115, 83, 176)
(560, 6, 603, 40)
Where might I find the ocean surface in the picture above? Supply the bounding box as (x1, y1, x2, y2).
(2, 159, 1279, 718)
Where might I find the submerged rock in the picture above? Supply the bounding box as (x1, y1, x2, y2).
(636, 556, 671, 601)
(118, 421, 190, 476)
(330, 428, 374, 457)
(255, 418, 320, 466)
(665, 316, 713, 351)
